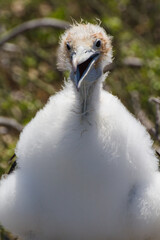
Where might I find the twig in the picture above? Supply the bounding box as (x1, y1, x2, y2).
(103, 57, 143, 73)
(0, 116, 23, 132)
(149, 97, 160, 105)
(156, 150, 160, 158)
(8, 153, 16, 164)
(122, 56, 143, 68)
(8, 157, 17, 175)
(0, 18, 70, 47)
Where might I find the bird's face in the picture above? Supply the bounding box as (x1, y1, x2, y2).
(57, 23, 112, 90)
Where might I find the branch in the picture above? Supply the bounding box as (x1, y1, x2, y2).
(149, 97, 160, 105)
(0, 18, 144, 72)
(0, 116, 23, 132)
(103, 57, 143, 73)
(122, 57, 143, 68)
(0, 18, 70, 47)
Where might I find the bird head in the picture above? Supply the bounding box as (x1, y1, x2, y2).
(57, 22, 112, 90)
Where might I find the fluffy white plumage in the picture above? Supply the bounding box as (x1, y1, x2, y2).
(0, 22, 160, 240)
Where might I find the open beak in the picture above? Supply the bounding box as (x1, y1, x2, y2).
(72, 50, 100, 90)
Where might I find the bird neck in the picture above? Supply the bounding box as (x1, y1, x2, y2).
(78, 77, 103, 116)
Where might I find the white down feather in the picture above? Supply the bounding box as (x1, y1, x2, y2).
(0, 77, 160, 240)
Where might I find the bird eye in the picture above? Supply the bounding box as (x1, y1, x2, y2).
(66, 42, 71, 51)
(95, 39, 101, 48)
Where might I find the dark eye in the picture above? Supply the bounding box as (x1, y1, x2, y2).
(66, 42, 71, 51)
(95, 39, 101, 48)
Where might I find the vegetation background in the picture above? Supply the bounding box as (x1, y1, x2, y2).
(0, 0, 160, 239)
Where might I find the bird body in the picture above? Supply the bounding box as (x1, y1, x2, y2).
(0, 22, 160, 240)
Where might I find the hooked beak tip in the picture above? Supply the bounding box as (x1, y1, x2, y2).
(72, 58, 77, 73)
